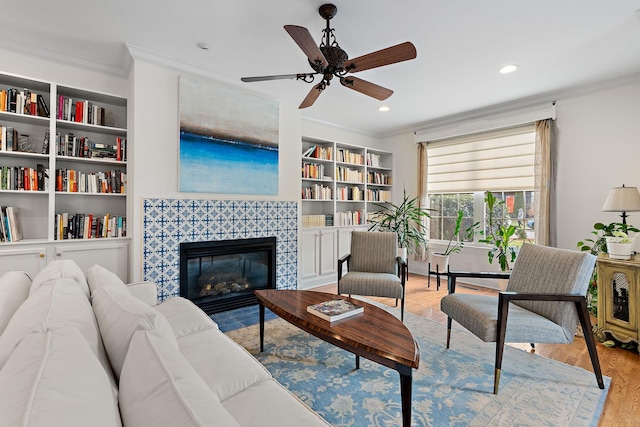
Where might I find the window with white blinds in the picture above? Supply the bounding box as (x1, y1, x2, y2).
(426, 124, 536, 193)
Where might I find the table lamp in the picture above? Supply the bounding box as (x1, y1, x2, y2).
(602, 184, 640, 224)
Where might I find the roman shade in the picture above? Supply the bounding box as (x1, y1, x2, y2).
(426, 124, 536, 193)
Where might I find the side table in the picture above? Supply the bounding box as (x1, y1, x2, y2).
(596, 254, 640, 352)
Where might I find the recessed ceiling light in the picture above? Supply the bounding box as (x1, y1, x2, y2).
(196, 42, 209, 50)
(499, 64, 518, 74)
(378, 106, 390, 112)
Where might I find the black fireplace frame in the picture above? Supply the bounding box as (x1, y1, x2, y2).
(179, 237, 276, 314)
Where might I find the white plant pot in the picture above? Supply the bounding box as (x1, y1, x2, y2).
(606, 238, 632, 260)
(397, 247, 408, 262)
(430, 252, 449, 273)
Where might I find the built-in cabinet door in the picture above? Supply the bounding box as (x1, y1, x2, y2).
(602, 265, 637, 333)
(0, 246, 48, 279)
(300, 230, 320, 279)
(55, 241, 129, 281)
(319, 229, 337, 276)
(338, 228, 353, 259)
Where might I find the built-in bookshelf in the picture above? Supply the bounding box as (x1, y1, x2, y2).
(301, 138, 393, 229)
(0, 71, 128, 244)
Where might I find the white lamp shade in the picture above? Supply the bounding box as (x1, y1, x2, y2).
(602, 186, 640, 212)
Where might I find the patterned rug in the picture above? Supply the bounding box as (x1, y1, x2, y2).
(226, 305, 610, 427)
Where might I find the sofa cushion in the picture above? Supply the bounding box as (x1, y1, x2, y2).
(0, 278, 108, 372)
(30, 259, 88, 297)
(154, 297, 218, 338)
(222, 378, 331, 427)
(119, 330, 240, 427)
(0, 271, 32, 336)
(91, 284, 178, 380)
(125, 281, 159, 306)
(0, 327, 121, 427)
(86, 263, 128, 295)
(177, 328, 271, 402)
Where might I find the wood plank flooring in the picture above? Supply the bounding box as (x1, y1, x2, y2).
(314, 273, 639, 427)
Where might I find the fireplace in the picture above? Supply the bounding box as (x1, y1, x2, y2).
(179, 237, 276, 314)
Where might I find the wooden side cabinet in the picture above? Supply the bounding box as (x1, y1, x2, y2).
(596, 255, 640, 352)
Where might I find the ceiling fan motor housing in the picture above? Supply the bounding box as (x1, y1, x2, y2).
(310, 45, 348, 74)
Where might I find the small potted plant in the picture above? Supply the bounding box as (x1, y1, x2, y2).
(368, 188, 432, 259)
(431, 210, 479, 272)
(606, 230, 633, 260)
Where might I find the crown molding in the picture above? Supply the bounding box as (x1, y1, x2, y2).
(0, 36, 129, 77)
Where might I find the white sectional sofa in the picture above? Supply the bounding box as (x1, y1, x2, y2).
(0, 260, 330, 427)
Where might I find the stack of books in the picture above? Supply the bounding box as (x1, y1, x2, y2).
(307, 299, 364, 322)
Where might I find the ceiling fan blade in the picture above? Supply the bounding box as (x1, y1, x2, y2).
(340, 77, 393, 101)
(343, 41, 417, 73)
(299, 83, 325, 109)
(284, 25, 329, 68)
(241, 73, 315, 82)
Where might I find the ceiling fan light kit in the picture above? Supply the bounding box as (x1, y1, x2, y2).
(241, 3, 417, 109)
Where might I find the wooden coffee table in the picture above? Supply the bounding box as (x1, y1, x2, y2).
(255, 289, 420, 427)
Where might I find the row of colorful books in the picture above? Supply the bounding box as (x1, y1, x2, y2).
(57, 96, 109, 127)
(0, 87, 49, 117)
(54, 212, 126, 240)
(55, 133, 126, 161)
(0, 164, 48, 191)
(55, 168, 125, 194)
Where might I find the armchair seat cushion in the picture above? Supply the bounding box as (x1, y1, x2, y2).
(441, 293, 574, 344)
(338, 272, 403, 299)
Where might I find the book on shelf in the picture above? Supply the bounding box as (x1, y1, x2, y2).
(1, 206, 24, 242)
(307, 299, 364, 322)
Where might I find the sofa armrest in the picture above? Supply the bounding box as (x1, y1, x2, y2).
(126, 281, 159, 306)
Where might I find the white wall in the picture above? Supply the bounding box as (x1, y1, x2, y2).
(555, 80, 640, 250)
(383, 76, 640, 286)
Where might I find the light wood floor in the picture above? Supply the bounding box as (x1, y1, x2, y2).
(314, 273, 639, 427)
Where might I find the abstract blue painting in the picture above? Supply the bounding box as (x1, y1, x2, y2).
(179, 76, 279, 195)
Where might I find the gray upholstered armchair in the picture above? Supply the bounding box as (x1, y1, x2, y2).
(440, 243, 604, 394)
(337, 231, 407, 321)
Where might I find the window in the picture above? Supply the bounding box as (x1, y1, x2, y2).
(428, 191, 535, 243)
(426, 125, 536, 244)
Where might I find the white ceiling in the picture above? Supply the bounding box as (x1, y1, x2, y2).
(2, 1, 640, 136)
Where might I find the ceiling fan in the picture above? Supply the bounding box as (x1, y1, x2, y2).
(241, 3, 417, 109)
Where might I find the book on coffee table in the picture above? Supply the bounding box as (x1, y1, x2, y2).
(307, 299, 364, 322)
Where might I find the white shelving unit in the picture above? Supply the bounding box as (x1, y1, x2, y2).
(300, 137, 393, 287)
(0, 71, 129, 280)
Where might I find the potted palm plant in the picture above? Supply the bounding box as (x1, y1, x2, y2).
(368, 188, 432, 259)
(479, 191, 518, 271)
(431, 210, 479, 272)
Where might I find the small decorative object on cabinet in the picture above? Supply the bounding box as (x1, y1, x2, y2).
(0, 71, 129, 280)
(596, 255, 640, 352)
(300, 138, 393, 287)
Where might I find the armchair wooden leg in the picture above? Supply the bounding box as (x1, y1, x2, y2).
(575, 299, 605, 389)
(446, 317, 452, 348)
(400, 297, 405, 322)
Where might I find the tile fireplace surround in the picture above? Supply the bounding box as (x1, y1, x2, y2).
(142, 198, 298, 301)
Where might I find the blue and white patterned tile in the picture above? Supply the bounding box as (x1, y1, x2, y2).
(142, 198, 298, 301)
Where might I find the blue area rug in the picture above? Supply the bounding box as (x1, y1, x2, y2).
(226, 302, 610, 427)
